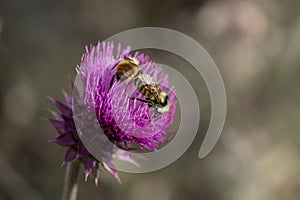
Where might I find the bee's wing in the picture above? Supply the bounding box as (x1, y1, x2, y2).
(138, 74, 156, 85)
(138, 74, 162, 102)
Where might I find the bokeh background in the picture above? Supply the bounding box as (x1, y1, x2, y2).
(1, 0, 300, 199)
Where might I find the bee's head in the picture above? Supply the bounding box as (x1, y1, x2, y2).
(153, 101, 170, 118)
(159, 92, 169, 106)
(152, 92, 169, 117)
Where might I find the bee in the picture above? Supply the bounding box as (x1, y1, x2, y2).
(109, 56, 141, 89)
(110, 56, 170, 117)
(131, 74, 170, 118)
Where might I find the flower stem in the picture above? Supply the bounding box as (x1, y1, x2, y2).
(62, 160, 80, 200)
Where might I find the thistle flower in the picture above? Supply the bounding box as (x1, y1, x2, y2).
(48, 41, 176, 185)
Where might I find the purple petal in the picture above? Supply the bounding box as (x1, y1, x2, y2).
(77, 142, 90, 157)
(102, 162, 121, 183)
(48, 109, 63, 121)
(48, 96, 72, 117)
(64, 147, 78, 163)
(82, 156, 97, 180)
(92, 169, 100, 186)
(114, 151, 141, 167)
(62, 90, 72, 107)
(47, 119, 67, 132)
(49, 133, 76, 146)
(61, 115, 76, 132)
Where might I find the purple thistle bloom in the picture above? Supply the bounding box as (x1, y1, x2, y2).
(48, 41, 176, 184)
(48, 93, 104, 184)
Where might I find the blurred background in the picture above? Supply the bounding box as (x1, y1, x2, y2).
(0, 0, 300, 199)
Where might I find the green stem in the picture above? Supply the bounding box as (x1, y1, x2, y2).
(62, 161, 80, 200)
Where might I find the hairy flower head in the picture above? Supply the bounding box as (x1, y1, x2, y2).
(48, 41, 176, 184)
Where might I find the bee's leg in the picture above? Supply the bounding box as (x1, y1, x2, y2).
(153, 112, 159, 118)
(152, 107, 162, 118)
(129, 97, 153, 104)
(109, 74, 116, 90)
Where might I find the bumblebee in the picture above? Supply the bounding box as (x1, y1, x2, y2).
(110, 56, 141, 89)
(131, 74, 170, 117)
